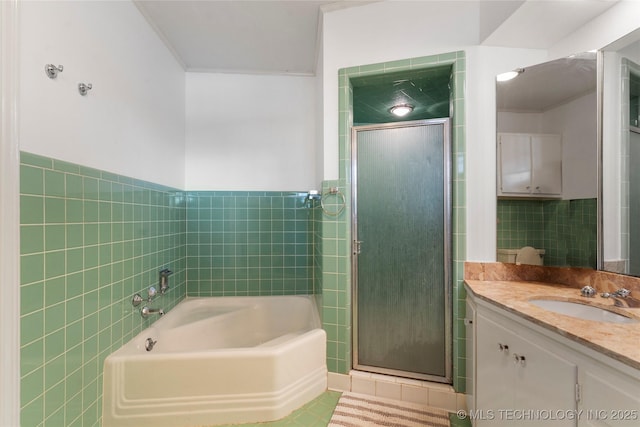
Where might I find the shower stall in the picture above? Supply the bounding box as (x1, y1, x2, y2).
(351, 118, 452, 383)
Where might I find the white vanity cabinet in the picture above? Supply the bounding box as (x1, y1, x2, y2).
(466, 289, 640, 427)
(475, 306, 578, 426)
(498, 133, 562, 197)
(465, 298, 476, 413)
(577, 354, 640, 427)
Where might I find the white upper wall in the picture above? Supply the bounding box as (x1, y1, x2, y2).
(184, 72, 316, 191)
(19, 1, 185, 189)
(549, 1, 640, 59)
(542, 92, 598, 200)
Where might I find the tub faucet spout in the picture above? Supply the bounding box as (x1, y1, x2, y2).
(141, 306, 164, 318)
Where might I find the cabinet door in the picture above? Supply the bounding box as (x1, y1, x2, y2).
(499, 134, 532, 194)
(512, 332, 578, 426)
(465, 299, 476, 413)
(476, 311, 578, 426)
(579, 362, 640, 427)
(531, 134, 562, 195)
(476, 313, 516, 422)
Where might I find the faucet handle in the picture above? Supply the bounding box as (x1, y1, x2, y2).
(615, 288, 631, 298)
(159, 269, 173, 294)
(581, 286, 596, 297)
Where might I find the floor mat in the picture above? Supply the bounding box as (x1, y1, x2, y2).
(328, 392, 451, 427)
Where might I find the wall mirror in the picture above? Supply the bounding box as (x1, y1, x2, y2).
(495, 53, 598, 269)
(602, 27, 640, 276)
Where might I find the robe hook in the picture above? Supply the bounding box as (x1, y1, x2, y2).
(45, 64, 64, 79)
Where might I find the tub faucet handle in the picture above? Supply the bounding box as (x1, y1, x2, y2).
(145, 337, 157, 351)
(159, 269, 173, 294)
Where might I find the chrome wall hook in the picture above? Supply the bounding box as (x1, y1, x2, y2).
(45, 64, 64, 79)
(78, 82, 92, 96)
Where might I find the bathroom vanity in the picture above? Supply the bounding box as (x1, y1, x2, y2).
(464, 274, 640, 427)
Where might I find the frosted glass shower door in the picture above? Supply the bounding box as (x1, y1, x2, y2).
(352, 119, 451, 382)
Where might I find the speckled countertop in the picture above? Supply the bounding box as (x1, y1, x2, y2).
(465, 279, 640, 370)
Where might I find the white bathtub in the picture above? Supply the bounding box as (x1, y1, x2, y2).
(102, 296, 327, 427)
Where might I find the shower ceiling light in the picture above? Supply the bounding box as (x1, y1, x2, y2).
(390, 104, 414, 117)
(496, 68, 525, 82)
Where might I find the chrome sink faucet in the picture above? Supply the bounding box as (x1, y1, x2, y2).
(601, 288, 640, 308)
(601, 288, 631, 298)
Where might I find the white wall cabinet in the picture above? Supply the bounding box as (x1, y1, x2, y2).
(498, 133, 562, 197)
(467, 290, 640, 427)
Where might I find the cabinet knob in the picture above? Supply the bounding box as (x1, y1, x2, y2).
(498, 343, 509, 352)
(464, 318, 473, 326)
(514, 354, 526, 365)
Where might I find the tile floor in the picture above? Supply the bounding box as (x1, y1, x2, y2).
(214, 391, 342, 427)
(210, 390, 471, 427)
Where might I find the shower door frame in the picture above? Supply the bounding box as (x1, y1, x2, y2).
(351, 118, 453, 383)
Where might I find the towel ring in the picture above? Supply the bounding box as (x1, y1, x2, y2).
(321, 187, 346, 217)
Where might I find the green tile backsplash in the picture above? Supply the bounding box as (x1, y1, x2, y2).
(497, 198, 597, 268)
(19, 152, 187, 427)
(185, 191, 315, 296)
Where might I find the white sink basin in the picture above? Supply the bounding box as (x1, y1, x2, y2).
(529, 299, 638, 324)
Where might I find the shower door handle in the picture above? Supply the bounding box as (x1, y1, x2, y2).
(353, 240, 363, 255)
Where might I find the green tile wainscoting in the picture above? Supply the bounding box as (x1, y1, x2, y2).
(19, 152, 187, 427)
(185, 191, 315, 297)
(335, 51, 467, 391)
(19, 152, 324, 427)
(497, 198, 597, 268)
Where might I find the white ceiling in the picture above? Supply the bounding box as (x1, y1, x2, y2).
(134, 0, 357, 75)
(496, 54, 597, 113)
(134, 0, 618, 76)
(480, 0, 618, 49)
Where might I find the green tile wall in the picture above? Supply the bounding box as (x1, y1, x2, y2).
(496, 200, 545, 249)
(184, 191, 315, 296)
(316, 181, 350, 374)
(334, 51, 467, 390)
(497, 198, 597, 268)
(19, 152, 186, 427)
(543, 199, 598, 268)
